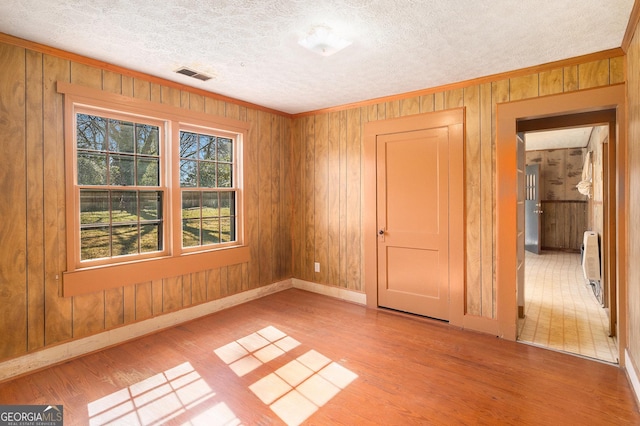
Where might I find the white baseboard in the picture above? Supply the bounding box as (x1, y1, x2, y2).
(0, 279, 293, 383)
(292, 278, 366, 305)
(625, 349, 640, 406)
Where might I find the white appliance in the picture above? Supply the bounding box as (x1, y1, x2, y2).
(582, 231, 602, 304)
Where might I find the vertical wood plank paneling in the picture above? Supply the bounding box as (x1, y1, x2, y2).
(327, 111, 341, 286)
(445, 88, 464, 109)
(121, 75, 133, 97)
(0, 43, 27, 358)
(610, 56, 625, 84)
(188, 92, 204, 112)
(280, 115, 292, 280)
(123, 285, 135, 323)
(385, 100, 400, 119)
(346, 108, 361, 290)
(400, 96, 420, 116)
(133, 78, 151, 101)
(491, 79, 509, 312)
(161, 85, 181, 107)
(206, 268, 221, 301)
(420, 94, 435, 113)
(258, 111, 273, 285)
(291, 118, 303, 279)
(191, 271, 207, 305)
(26, 50, 45, 351)
(70, 62, 105, 338)
(246, 109, 260, 288)
(539, 68, 564, 96)
(434, 92, 445, 111)
(43, 53, 72, 345)
(338, 110, 349, 287)
(510, 74, 539, 100)
(204, 98, 226, 116)
(563, 66, 579, 92)
(314, 113, 329, 284)
(479, 82, 494, 318)
(270, 115, 282, 280)
(151, 279, 163, 315)
(578, 60, 610, 89)
(102, 70, 122, 94)
(150, 83, 161, 103)
(464, 85, 482, 316)
(182, 274, 192, 307)
(304, 116, 316, 281)
(135, 282, 153, 321)
(163, 276, 183, 313)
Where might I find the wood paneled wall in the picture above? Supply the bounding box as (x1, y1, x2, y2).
(291, 56, 624, 319)
(0, 40, 292, 361)
(626, 16, 640, 378)
(540, 201, 587, 251)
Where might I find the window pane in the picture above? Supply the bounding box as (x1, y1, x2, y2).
(111, 191, 138, 223)
(140, 223, 161, 253)
(217, 164, 232, 187)
(180, 160, 197, 187)
(180, 131, 198, 158)
(137, 158, 159, 186)
(136, 124, 159, 155)
(77, 114, 106, 151)
(202, 192, 219, 218)
(182, 191, 201, 218)
(182, 219, 200, 247)
(110, 155, 135, 186)
(199, 162, 216, 187)
(220, 217, 234, 242)
(199, 135, 216, 160)
(217, 138, 232, 162)
(80, 190, 109, 224)
(78, 152, 107, 185)
(220, 192, 235, 216)
(108, 119, 135, 153)
(140, 191, 162, 221)
(202, 218, 220, 245)
(112, 224, 138, 256)
(81, 225, 110, 260)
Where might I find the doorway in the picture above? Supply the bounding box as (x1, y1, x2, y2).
(517, 123, 618, 363)
(495, 84, 627, 366)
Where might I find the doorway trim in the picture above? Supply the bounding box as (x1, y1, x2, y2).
(363, 108, 468, 327)
(496, 84, 627, 365)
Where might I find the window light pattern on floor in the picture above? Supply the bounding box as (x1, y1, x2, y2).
(87, 361, 237, 426)
(214, 326, 358, 426)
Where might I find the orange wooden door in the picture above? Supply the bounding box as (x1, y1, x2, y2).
(376, 127, 450, 320)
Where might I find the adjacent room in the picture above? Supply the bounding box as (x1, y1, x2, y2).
(1, 1, 640, 424)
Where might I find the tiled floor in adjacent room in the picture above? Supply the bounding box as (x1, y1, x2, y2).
(518, 250, 618, 363)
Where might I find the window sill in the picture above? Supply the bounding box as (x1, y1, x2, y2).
(62, 246, 250, 297)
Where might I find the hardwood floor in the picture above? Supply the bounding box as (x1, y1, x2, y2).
(0, 288, 638, 425)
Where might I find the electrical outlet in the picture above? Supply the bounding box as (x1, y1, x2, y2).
(314, 262, 320, 273)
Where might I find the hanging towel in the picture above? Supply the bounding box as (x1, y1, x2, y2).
(576, 151, 592, 198)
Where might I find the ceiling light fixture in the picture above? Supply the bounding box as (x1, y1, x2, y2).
(298, 27, 352, 57)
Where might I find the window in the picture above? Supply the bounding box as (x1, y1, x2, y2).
(59, 82, 249, 296)
(76, 112, 165, 262)
(179, 129, 237, 249)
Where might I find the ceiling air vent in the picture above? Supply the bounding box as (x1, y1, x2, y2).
(175, 67, 213, 81)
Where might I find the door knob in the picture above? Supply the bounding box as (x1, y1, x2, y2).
(378, 229, 385, 235)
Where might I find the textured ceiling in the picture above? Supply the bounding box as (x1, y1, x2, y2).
(0, 1, 634, 114)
